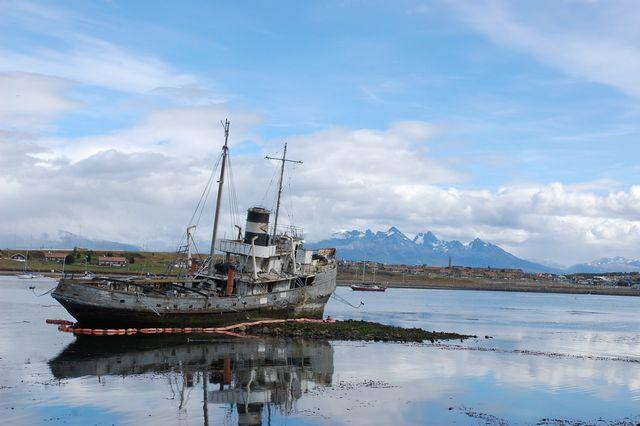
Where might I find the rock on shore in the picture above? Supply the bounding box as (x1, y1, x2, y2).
(245, 319, 475, 342)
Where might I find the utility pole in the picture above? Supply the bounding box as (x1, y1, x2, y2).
(209, 119, 230, 274)
(266, 143, 302, 240)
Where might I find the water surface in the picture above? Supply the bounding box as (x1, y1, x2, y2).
(1, 276, 639, 425)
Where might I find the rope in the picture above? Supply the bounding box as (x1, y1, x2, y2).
(31, 286, 56, 297)
(136, 292, 161, 316)
(331, 292, 364, 309)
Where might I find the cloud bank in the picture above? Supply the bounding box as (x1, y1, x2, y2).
(1, 0, 639, 265)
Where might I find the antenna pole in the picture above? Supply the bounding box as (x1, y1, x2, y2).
(266, 143, 302, 240)
(209, 119, 230, 274)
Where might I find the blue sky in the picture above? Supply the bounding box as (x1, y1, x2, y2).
(1, 0, 639, 264)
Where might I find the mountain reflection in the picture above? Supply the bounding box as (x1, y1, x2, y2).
(49, 335, 334, 425)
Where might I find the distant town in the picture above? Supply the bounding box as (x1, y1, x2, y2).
(2, 248, 640, 295)
(0, 248, 173, 275)
(338, 259, 640, 289)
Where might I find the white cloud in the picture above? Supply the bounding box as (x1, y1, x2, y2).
(33, 105, 264, 165)
(0, 36, 197, 94)
(4, 114, 639, 265)
(0, 1, 212, 99)
(262, 126, 640, 265)
(448, 0, 640, 97)
(0, 72, 78, 131)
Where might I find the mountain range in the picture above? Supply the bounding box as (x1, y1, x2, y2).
(0, 230, 141, 252)
(3, 228, 638, 274)
(310, 227, 639, 274)
(565, 257, 640, 274)
(310, 227, 555, 273)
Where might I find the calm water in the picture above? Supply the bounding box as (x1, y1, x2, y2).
(1, 276, 639, 425)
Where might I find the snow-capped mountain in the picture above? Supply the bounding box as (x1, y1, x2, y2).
(566, 257, 640, 273)
(311, 228, 555, 273)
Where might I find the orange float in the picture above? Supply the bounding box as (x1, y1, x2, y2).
(54, 317, 334, 337)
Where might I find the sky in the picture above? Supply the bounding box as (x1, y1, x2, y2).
(1, 0, 639, 266)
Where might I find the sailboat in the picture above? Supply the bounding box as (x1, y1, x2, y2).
(17, 251, 40, 279)
(350, 260, 386, 292)
(51, 120, 338, 327)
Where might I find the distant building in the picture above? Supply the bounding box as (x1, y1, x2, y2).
(173, 258, 188, 268)
(44, 252, 69, 263)
(98, 256, 128, 267)
(10, 253, 26, 262)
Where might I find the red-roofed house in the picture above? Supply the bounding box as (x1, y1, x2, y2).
(45, 252, 69, 263)
(98, 256, 128, 267)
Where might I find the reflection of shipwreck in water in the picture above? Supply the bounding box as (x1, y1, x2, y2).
(49, 335, 334, 425)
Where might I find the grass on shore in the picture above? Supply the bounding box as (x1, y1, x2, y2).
(0, 250, 207, 276)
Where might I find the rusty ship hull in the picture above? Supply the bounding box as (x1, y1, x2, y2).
(52, 266, 336, 328)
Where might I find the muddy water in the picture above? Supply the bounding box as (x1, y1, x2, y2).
(1, 276, 639, 425)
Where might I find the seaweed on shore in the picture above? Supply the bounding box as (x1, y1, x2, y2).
(244, 319, 475, 343)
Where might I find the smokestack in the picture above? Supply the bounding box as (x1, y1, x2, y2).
(244, 207, 271, 247)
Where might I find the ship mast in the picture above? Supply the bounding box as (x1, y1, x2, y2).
(266, 143, 302, 240)
(209, 119, 230, 274)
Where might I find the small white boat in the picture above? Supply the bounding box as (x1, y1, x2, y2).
(17, 273, 36, 280)
(17, 251, 43, 279)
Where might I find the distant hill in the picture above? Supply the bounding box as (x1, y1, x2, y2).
(0, 230, 141, 251)
(566, 257, 640, 273)
(310, 227, 556, 273)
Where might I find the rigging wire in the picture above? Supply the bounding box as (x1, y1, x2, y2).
(263, 173, 278, 210)
(193, 152, 223, 229)
(260, 147, 281, 209)
(168, 152, 223, 272)
(285, 163, 297, 229)
(226, 154, 242, 238)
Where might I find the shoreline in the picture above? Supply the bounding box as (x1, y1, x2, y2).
(3, 269, 638, 297)
(338, 279, 640, 297)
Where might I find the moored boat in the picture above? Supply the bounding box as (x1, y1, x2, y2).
(349, 259, 386, 291)
(350, 283, 386, 292)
